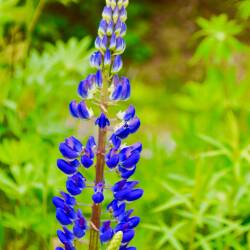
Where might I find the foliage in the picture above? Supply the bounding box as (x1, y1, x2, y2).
(138, 11, 250, 250)
(0, 10, 92, 247)
(0, 0, 250, 250)
(238, 0, 250, 19)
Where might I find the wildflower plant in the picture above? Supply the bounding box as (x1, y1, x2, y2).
(52, 0, 143, 249)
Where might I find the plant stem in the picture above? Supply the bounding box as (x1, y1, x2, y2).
(89, 73, 109, 250)
(25, 0, 46, 56)
(89, 127, 107, 250)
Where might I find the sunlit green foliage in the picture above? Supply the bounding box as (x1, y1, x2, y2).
(238, 0, 250, 19)
(138, 9, 250, 250)
(0, 0, 250, 249)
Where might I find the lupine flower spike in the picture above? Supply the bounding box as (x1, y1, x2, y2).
(53, 0, 143, 249)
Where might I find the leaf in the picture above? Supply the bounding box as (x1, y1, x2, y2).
(238, 0, 250, 19)
(197, 134, 231, 157)
(196, 234, 213, 250)
(153, 198, 188, 213)
(156, 222, 185, 250)
(161, 182, 193, 209)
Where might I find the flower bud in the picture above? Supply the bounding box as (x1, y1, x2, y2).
(120, 22, 127, 37)
(117, 0, 123, 9)
(78, 80, 89, 98)
(90, 51, 102, 69)
(81, 154, 93, 168)
(69, 100, 79, 118)
(120, 77, 130, 100)
(77, 101, 93, 119)
(104, 49, 112, 67)
(128, 117, 140, 133)
(109, 33, 117, 50)
(107, 21, 114, 36)
(106, 0, 112, 6)
(111, 83, 123, 100)
(92, 182, 104, 203)
(107, 231, 123, 250)
(95, 70, 103, 87)
(120, 7, 127, 22)
(115, 19, 122, 36)
(57, 159, 79, 175)
(111, 0, 116, 10)
(92, 192, 104, 203)
(100, 35, 108, 51)
(102, 6, 112, 22)
(98, 19, 107, 37)
(112, 55, 123, 73)
(113, 6, 119, 23)
(114, 37, 126, 55)
(95, 36, 102, 50)
(123, 105, 135, 121)
(123, 0, 129, 8)
(95, 113, 110, 128)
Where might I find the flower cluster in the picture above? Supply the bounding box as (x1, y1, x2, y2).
(53, 0, 143, 249)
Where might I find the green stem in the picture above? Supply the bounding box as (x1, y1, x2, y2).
(25, 0, 46, 56)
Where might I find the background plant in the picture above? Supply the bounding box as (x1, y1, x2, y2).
(0, 0, 250, 249)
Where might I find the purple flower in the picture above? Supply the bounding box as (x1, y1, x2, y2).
(113, 6, 119, 23)
(104, 49, 112, 67)
(69, 100, 79, 118)
(110, 76, 131, 101)
(78, 80, 89, 98)
(66, 172, 86, 196)
(119, 7, 127, 22)
(92, 182, 104, 204)
(54, 198, 76, 225)
(69, 101, 93, 119)
(107, 200, 126, 218)
(57, 159, 80, 175)
(101, 35, 108, 51)
(78, 101, 92, 119)
(98, 19, 107, 36)
(73, 210, 88, 238)
(118, 165, 136, 179)
(59, 137, 82, 159)
(109, 33, 117, 50)
(95, 113, 110, 128)
(54, 1, 143, 249)
(90, 51, 102, 69)
(106, 148, 119, 168)
(107, 21, 114, 36)
(102, 6, 112, 21)
(115, 37, 126, 54)
(120, 22, 127, 37)
(95, 36, 102, 50)
(100, 221, 114, 242)
(123, 105, 135, 121)
(57, 227, 74, 245)
(112, 55, 123, 73)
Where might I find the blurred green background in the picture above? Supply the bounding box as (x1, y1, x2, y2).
(1, 0, 250, 249)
